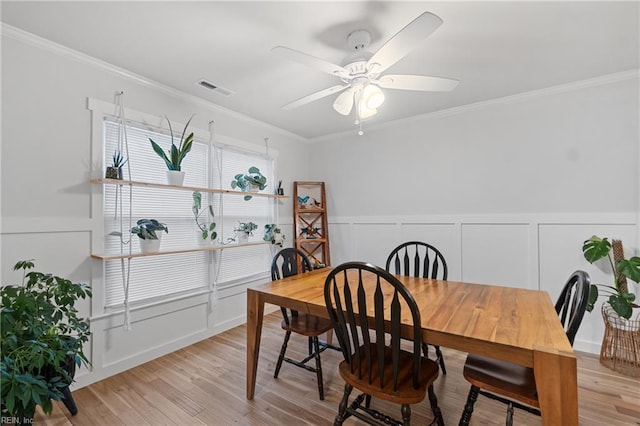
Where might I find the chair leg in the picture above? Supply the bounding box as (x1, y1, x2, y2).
(459, 385, 480, 426)
(401, 404, 411, 426)
(308, 336, 313, 356)
(365, 394, 372, 408)
(434, 345, 447, 375)
(506, 402, 514, 426)
(334, 383, 353, 426)
(422, 342, 430, 358)
(428, 384, 444, 426)
(312, 336, 324, 400)
(274, 331, 291, 379)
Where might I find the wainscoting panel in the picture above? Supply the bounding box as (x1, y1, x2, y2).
(101, 302, 209, 366)
(329, 222, 352, 266)
(461, 223, 532, 288)
(329, 213, 638, 354)
(538, 223, 638, 353)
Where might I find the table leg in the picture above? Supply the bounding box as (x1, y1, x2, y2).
(533, 346, 579, 425)
(246, 289, 265, 400)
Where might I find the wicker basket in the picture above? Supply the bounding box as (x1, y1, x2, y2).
(599, 304, 640, 377)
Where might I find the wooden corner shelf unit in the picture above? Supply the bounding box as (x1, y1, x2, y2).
(293, 181, 330, 267)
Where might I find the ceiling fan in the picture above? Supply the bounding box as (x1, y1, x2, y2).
(272, 11, 458, 124)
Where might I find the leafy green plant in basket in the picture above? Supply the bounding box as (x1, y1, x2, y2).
(582, 235, 640, 319)
(149, 115, 194, 171)
(192, 191, 217, 242)
(1, 260, 91, 422)
(230, 167, 267, 200)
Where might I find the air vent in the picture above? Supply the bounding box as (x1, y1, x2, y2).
(196, 80, 234, 97)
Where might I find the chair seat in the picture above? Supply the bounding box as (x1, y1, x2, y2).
(339, 344, 439, 405)
(281, 314, 334, 337)
(463, 353, 539, 407)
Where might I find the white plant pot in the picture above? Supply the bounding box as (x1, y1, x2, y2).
(237, 233, 249, 244)
(166, 170, 185, 186)
(139, 232, 163, 253)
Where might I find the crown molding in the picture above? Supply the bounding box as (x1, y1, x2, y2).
(1, 23, 309, 144)
(309, 68, 640, 143)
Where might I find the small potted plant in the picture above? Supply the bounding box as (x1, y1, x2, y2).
(192, 191, 217, 245)
(233, 221, 258, 244)
(230, 167, 267, 200)
(105, 149, 127, 180)
(582, 235, 640, 319)
(131, 218, 168, 253)
(263, 224, 285, 247)
(1, 260, 91, 423)
(149, 115, 195, 186)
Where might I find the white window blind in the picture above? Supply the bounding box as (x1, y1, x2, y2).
(212, 146, 274, 287)
(103, 117, 275, 307)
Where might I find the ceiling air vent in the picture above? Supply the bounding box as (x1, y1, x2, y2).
(196, 80, 233, 97)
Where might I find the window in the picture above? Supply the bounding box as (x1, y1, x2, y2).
(103, 116, 275, 308)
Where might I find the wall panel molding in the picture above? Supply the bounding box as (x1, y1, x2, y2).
(328, 212, 638, 355)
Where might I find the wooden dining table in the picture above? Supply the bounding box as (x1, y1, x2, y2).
(246, 268, 579, 425)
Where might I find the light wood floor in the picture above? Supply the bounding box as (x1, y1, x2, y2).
(37, 312, 640, 425)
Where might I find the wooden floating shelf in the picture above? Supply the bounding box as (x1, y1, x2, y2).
(91, 178, 289, 199)
(91, 241, 269, 261)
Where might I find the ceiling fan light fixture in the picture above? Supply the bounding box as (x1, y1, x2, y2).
(362, 84, 385, 109)
(358, 102, 378, 120)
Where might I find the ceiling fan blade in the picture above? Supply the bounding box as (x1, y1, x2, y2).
(375, 75, 459, 92)
(367, 12, 443, 75)
(333, 87, 356, 115)
(272, 46, 351, 79)
(281, 85, 349, 110)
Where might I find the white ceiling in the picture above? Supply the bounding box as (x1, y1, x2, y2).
(2, 1, 638, 140)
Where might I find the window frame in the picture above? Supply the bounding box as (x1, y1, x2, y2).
(88, 98, 280, 317)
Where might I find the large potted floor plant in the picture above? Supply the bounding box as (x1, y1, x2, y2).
(582, 235, 640, 376)
(1, 260, 92, 424)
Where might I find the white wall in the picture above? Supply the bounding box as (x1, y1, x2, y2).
(310, 74, 640, 354)
(0, 27, 310, 388)
(2, 23, 638, 392)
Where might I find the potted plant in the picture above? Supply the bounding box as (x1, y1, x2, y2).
(582, 235, 640, 319)
(230, 167, 267, 200)
(149, 115, 194, 186)
(263, 224, 285, 247)
(192, 191, 217, 245)
(105, 149, 127, 180)
(131, 218, 168, 253)
(233, 221, 258, 244)
(1, 260, 91, 424)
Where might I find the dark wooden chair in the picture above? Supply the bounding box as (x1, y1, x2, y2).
(385, 241, 448, 375)
(324, 261, 445, 426)
(458, 270, 591, 426)
(270, 247, 336, 400)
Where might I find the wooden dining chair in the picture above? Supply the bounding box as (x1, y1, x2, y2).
(270, 247, 336, 400)
(458, 270, 591, 426)
(385, 241, 448, 375)
(324, 261, 445, 426)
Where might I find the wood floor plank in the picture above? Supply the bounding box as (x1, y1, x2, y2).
(36, 312, 640, 425)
